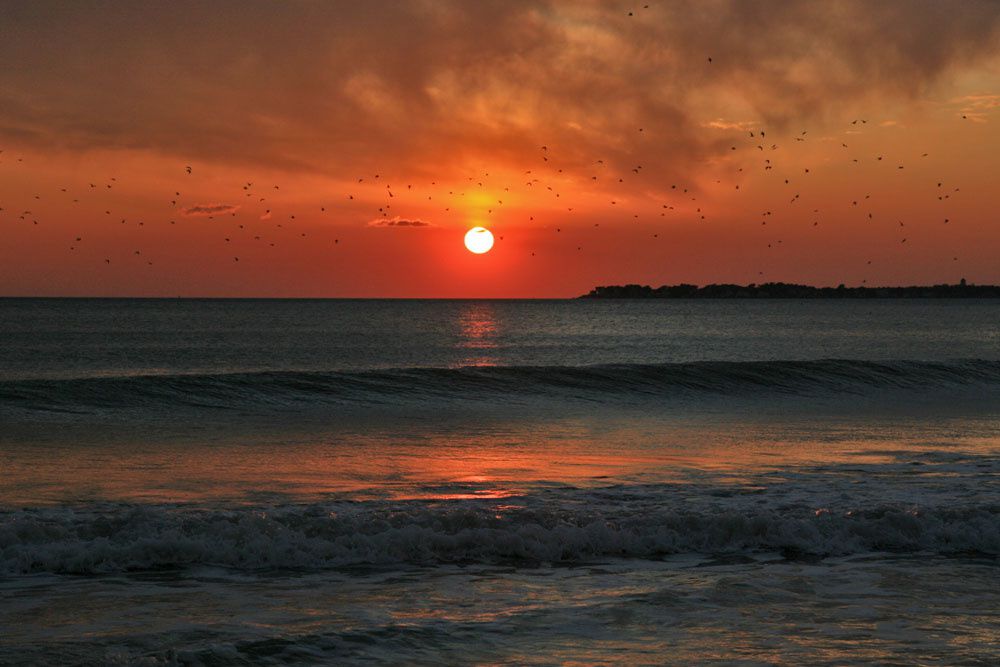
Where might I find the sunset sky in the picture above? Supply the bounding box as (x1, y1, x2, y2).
(1, 0, 999, 297)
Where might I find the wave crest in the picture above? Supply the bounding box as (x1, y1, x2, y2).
(2, 359, 999, 413)
(2, 500, 998, 574)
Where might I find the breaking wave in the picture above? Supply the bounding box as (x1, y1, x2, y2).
(2, 494, 998, 575)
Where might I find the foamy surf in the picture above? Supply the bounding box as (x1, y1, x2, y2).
(5, 486, 999, 575)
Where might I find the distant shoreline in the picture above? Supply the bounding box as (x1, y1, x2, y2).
(581, 281, 1000, 299)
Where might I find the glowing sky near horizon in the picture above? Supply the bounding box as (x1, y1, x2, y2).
(1, 0, 999, 297)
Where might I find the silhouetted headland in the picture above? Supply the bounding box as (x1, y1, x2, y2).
(581, 279, 1000, 299)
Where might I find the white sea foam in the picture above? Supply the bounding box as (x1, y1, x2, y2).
(3, 493, 997, 575)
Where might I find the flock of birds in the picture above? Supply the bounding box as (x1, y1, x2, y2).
(0, 50, 979, 284)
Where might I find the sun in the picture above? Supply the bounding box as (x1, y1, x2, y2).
(464, 226, 494, 254)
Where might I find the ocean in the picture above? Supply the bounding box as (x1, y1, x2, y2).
(1, 298, 999, 665)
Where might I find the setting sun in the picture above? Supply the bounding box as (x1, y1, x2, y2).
(464, 227, 495, 254)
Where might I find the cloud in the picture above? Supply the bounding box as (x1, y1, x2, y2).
(0, 1, 997, 183)
(368, 217, 431, 228)
(182, 203, 239, 217)
(952, 93, 1000, 122)
(702, 119, 758, 131)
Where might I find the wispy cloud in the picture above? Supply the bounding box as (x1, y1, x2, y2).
(952, 93, 1000, 122)
(368, 216, 431, 228)
(702, 119, 758, 131)
(182, 203, 239, 217)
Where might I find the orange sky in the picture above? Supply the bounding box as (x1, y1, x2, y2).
(1, 1, 999, 297)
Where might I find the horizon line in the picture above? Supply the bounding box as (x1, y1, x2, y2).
(3, 280, 999, 301)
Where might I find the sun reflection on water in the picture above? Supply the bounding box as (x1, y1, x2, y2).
(456, 302, 500, 366)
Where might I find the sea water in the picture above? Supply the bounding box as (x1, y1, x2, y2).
(1, 298, 998, 664)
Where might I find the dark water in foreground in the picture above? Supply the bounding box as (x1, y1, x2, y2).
(1, 298, 999, 665)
